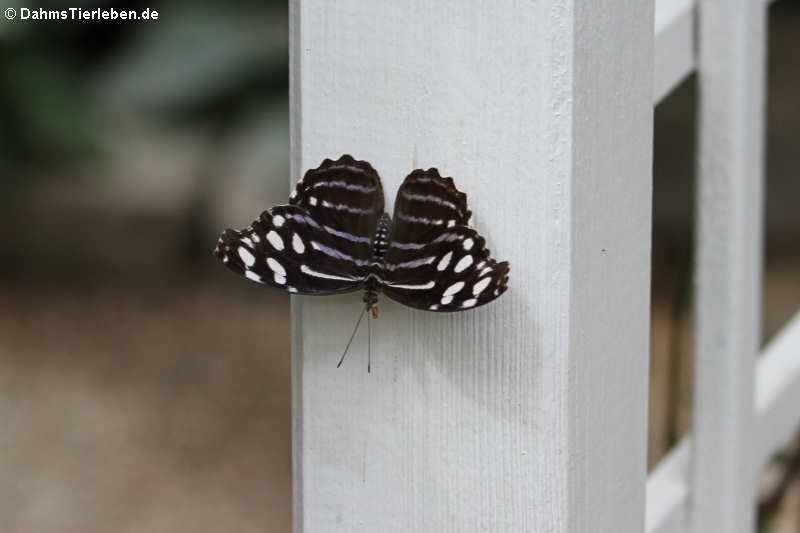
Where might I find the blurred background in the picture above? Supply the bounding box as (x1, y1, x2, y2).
(1, 1, 291, 531)
(0, 1, 797, 532)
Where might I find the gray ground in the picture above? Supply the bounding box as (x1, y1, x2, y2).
(0, 283, 291, 532)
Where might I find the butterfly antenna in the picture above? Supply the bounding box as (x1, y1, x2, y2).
(367, 308, 372, 373)
(337, 306, 367, 369)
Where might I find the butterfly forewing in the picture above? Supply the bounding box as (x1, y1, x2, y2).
(381, 169, 509, 311)
(215, 205, 368, 294)
(214, 155, 386, 295)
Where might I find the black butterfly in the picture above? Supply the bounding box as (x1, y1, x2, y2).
(214, 155, 509, 366)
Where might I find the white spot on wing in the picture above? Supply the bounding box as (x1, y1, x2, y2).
(311, 241, 368, 265)
(274, 273, 286, 285)
(454, 255, 473, 273)
(238, 247, 255, 267)
(292, 233, 305, 254)
(397, 213, 444, 225)
(447, 219, 456, 227)
(251, 233, 260, 243)
(432, 232, 462, 244)
(267, 230, 284, 251)
(401, 191, 458, 210)
(273, 215, 286, 227)
(480, 267, 492, 276)
(440, 295, 453, 305)
(300, 264, 355, 281)
(472, 277, 491, 296)
(241, 237, 253, 247)
(266, 257, 286, 276)
(320, 200, 372, 214)
(463, 238, 474, 250)
(444, 281, 465, 296)
(437, 251, 453, 271)
(386, 256, 436, 271)
(462, 298, 477, 308)
(390, 241, 426, 250)
(323, 225, 372, 243)
(289, 189, 297, 200)
(309, 179, 375, 193)
(309, 196, 318, 206)
(388, 281, 435, 290)
(245, 271, 261, 282)
(287, 286, 298, 293)
(429, 304, 439, 310)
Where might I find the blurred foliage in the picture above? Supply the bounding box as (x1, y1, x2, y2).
(0, 0, 287, 193)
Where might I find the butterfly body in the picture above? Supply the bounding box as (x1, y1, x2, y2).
(214, 155, 509, 313)
(360, 212, 392, 309)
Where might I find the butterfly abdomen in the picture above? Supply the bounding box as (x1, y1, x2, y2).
(362, 213, 392, 309)
(371, 213, 392, 262)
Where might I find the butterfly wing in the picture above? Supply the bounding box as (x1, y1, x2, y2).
(289, 154, 384, 263)
(215, 205, 366, 294)
(381, 169, 509, 311)
(389, 168, 471, 244)
(214, 155, 385, 295)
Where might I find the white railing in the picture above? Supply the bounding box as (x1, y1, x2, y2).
(646, 0, 800, 532)
(289, 0, 800, 531)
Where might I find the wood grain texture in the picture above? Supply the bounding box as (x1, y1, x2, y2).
(692, 1, 766, 531)
(290, 1, 653, 531)
(755, 311, 800, 466)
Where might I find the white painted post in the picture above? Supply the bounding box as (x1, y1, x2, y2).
(290, 1, 653, 531)
(692, 0, 766, 531)
(654, 0, 695, 104)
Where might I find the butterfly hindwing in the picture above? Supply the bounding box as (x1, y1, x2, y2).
(214, 205, 367, 295)
(381, 225, 509, 311)
(382, 170, 508, 311)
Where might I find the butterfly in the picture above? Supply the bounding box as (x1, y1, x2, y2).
(213, 155, 510, 368)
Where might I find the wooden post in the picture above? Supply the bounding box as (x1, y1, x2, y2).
(692, 0, 766, 531)
(290, 1, 654, 530)
(654, 0, 695, 103)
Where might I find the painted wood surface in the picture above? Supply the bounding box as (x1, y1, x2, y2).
(290, 1, 654, 531)
(654, 0, 695, 103)
(692, 0, 766, 531)
(646, 309, 800, 532)
(646, 439, 690, 533)
(755, 311, 800, 466)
